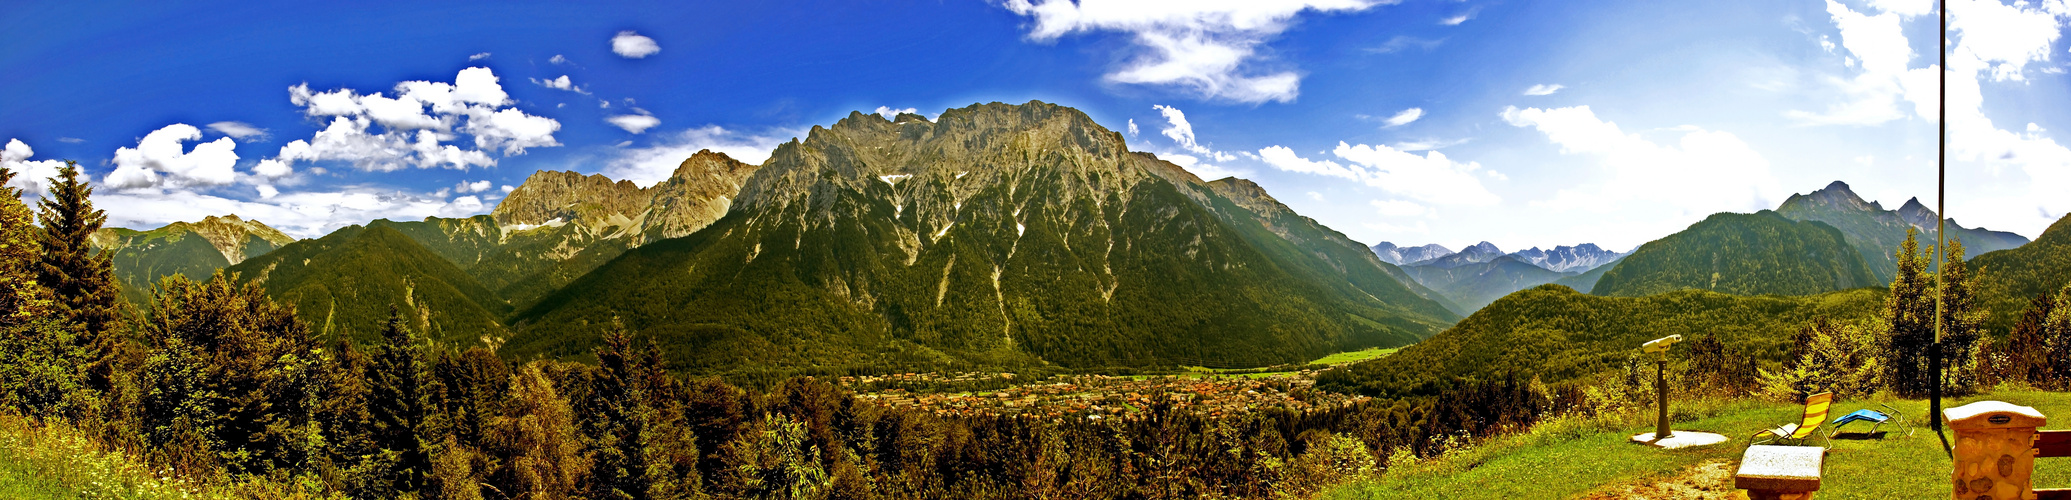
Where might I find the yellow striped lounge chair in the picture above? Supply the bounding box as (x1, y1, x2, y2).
(1753, 392, 1834, 449)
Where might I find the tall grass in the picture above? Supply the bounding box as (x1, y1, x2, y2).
(0, 413, 336, 499)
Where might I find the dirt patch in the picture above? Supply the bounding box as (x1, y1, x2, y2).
(1580, 459, 1739, 500)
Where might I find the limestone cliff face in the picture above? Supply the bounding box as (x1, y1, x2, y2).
(491, 171, 652, 230)
(639, 150, 760, 244)
(491, 150, 760, 247)
(91, 214, 298, 307)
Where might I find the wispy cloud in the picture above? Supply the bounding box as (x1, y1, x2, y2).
(999, 0, 1390, 103)
(1366, 35, 1444, 54)
(1383, 108, 1424, 127)
(467, 52, 491, 61)
(1523, 84, 1564, 96)
(207, 121, 269, 141)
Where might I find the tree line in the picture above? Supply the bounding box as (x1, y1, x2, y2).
(0, 164, 1590, 499)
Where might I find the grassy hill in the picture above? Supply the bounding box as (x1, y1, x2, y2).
(224, 225, 510, 346)
(1591, 210, 1878, 297)
(505, 102, 1458, 376)
(1972, 213, 2071, 334)
(1316, 284, 1885, 398)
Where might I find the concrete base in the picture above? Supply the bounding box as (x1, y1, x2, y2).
(1630, 431, 1730, 449)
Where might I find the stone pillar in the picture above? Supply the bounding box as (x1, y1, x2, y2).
(1946, 401, 2046, 500)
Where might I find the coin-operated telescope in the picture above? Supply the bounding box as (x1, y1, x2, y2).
(1643, 335, 1683, 440)
(1642, 334, 1683, 355)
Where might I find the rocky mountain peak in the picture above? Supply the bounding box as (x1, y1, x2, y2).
(1370, 242, 1456, 266)
(641, 149, 761, 243)
(493, 170, 653, 227)
(1897, 197, 1937, 229)
(734, 100, 1144, 228)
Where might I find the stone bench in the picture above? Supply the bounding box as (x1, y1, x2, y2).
(1736, 445, 1823, 500)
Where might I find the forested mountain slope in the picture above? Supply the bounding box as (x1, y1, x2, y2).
(92, 215, 295, 306)
(1317, 284, 1886, 398)
(1592, 210, 1878, 297)
(1973, 213, 2071, 334)
(225, 225, 510, 345)
(505, 101, 1459, 375)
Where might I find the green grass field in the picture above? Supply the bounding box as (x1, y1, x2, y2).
(1324, 388, 2071, 499)
(1312, 347, 1401, 366)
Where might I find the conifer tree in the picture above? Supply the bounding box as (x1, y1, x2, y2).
(1882, 228, 1938, 397)
(35, 161, 122, 336)
(0, 166, 49, 326)
(35, 162, 124, 403)
(369, 306, 435, 495)
(2006, 291, 2055, 386)
(1934, 238, 1984, 394)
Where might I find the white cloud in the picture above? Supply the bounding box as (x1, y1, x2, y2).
(468, 52, 491, 61)
(1800, 0, 2071, 233)
(457, 180, 493, 193)
(1151, 104, 1236, 161)
(549, 54, 568, 64)
(55, 137, 83, 144)
(1127, 119, 1140, 136)
(1000, 0, 1386, 103)
(1523, 84, 1564, 96)
(1, 139, 70, 197)
(873, 106, 919, 120)
(1367, 35, 1444, 54)
(1161, 153, 1248, 180)
(1306, 191, 1323, 201)
(612, 31, 660, 58)
(1501, 105, 1784, 216)
(97, 186, 497, 239)
(1370, 199, 1429, 217)
(1257, 142, 1500, 206)
(1440, 7, 1478, 26)
(531, 75, 587, 94)
(265, 67, 555, 172)
(104, 124, 240, 191)
(603, 125, 792, 187)
(207, 121, 268, 141)
(606, 114, 662, 134)
(1393, 137, 1470, 151)
(1382, 107, 1423, 127)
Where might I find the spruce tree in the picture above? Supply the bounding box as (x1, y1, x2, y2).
(0, 165, 48, 326)
(35, 161, 122, 336)
(368, 306, 434, 495)
(1934, 238, 1984, 395)
(1882, 228, 1937, 397)
(34, 162, 124, 402)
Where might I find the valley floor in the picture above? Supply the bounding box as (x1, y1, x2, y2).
(1323, 388, 2071, 499)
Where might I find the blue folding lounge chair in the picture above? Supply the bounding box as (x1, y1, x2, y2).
(1828, 403, 1911, 438)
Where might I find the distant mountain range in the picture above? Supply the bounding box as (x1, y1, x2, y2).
(1776, 181, 2028, 283)
(1369, 242, 1454, 266)
(86, 104, 2070, 381)
(92, 215, 296, 306)
(1367, 240, 1626, 314)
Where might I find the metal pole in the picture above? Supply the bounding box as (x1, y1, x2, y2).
(1656, 356, 1671, 440)
(1931, 0, 1947, 439)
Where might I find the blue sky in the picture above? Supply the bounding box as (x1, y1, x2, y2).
(3, 0, 2068, 252)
